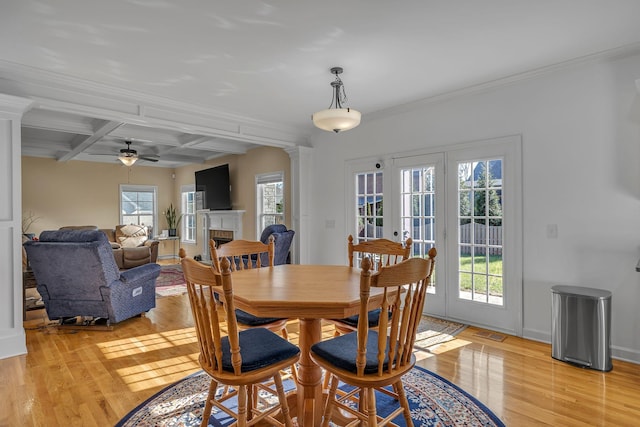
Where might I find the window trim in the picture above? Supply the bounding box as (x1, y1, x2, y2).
(181, 184, 196, 244)
(119, 184, 158, 234)
(255, 171, 285, 238)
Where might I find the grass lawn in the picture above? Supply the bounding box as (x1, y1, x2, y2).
(459, 254, 503, 296)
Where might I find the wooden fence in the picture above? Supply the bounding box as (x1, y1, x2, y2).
(459, 223, 502, 255)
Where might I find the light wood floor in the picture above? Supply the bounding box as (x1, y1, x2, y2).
(3, 289, 640, 426)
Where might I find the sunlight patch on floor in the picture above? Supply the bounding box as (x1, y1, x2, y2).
(117, 353, 201, 392)
(427, 338, 472, 355)
(96, 327, 197, 359)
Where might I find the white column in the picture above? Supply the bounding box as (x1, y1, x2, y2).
(285, 146, 313, 264)
(0, 94, 33, 359)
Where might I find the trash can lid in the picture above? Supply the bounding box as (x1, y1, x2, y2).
(551, 285, 611, 299)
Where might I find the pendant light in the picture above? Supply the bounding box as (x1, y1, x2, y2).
(312, 67, 361, 133)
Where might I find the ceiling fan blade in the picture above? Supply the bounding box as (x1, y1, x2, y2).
(139, 156, 159, 162)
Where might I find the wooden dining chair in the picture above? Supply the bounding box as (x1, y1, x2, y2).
(328, 234, 413, 336)
(209, 238, 289, 337)
(311, 249, 436, 427)
(209, 238, 297, 383)
(181, 256, 300, 427)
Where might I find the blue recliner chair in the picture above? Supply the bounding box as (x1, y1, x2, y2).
(23, 229, 160, 325)
(259, 224, 295, 265)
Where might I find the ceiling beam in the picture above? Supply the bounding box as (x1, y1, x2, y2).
(57, 120, 123, 162)
(180, 136, 249, 155)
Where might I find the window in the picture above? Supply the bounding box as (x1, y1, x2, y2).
(256, 171, 284, 236)
(181, 184, 196, 243)
(120, 185, 158, 235)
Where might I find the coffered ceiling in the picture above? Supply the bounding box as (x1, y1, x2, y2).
(3, 1, 640, 167)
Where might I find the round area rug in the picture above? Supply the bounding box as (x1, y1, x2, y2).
(116, 366, 505, 427)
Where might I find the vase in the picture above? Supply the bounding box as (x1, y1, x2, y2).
(168, 228, 177, 237)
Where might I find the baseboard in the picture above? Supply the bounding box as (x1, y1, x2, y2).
(523, 328, 640, 365)
(0, 329, 27, 360)
(522, 327, 550, 344)
(611, 345, 640, 364)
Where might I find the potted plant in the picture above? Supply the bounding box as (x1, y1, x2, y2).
(164, 203, 182, 237)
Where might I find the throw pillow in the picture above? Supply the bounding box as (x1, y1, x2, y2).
(117, 224, 148, 248)
(119, 224, 148, 237)
(119, 235, 147, 248)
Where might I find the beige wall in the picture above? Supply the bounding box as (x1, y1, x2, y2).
(174, 146, 291, 258)
(21, 156, 177, 257)
(22, 146, 291, 259)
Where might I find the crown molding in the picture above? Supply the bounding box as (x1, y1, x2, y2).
(0, 60, 310, 148)
(0, 93, 34, 116)
(367, 42, 640, 122)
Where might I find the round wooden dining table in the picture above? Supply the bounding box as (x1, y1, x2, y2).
(229, 264, 384, 427)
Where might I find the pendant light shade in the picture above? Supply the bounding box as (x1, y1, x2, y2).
(312, 67, 361, 133)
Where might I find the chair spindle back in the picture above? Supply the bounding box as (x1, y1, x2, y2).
(181, 256, 242, 375)
(209, 238, 274, 272)
(357, 247, 436, 377)
(348, 234, 413, 271)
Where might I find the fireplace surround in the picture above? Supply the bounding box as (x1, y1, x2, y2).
(198, 210, 245, 260)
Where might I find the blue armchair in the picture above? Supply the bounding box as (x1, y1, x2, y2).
(259, 224, 295, 265)
(23, 229, 160, 325)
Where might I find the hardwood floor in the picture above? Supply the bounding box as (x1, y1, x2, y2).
(2, 290, 640, 426)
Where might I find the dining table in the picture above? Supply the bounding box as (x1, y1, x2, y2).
(228, 263, 386, 427)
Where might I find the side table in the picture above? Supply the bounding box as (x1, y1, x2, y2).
(155, 236, 180, 262)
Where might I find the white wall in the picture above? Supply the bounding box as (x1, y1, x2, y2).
(307, 52, 640, 363)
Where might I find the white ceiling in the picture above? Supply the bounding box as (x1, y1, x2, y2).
(3, 1, 640, 167)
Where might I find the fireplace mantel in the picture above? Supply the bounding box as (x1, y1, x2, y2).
(198, 209, 245, 260)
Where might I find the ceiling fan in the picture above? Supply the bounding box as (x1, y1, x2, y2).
(116, 140, 159, 166)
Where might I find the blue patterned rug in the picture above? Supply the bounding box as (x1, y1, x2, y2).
(116, 365, 505, 426)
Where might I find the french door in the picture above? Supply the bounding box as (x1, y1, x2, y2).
(442, 139, 522, 334)
(360, 136, 522, 334)
(391, 154, 446, 317)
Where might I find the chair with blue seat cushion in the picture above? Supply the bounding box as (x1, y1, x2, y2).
(209, 238, 297, 383)
(259, 224, 295, 265)
(209, 238, 288, 331)
(310, 250, 436, 427)
(327, 234, 413, 336)
(23, 229, 159, 325)
(181, 256, 300, 427)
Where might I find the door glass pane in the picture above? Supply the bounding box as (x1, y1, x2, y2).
(457, 159, 503, 305)
(355, 171, 383, 243)
(400, 166, 436, 292)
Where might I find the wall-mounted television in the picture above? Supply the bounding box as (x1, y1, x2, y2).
(195, 164, 232, 211)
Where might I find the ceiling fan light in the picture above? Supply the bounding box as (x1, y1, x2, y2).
(118, 153, 138, 166)
(312, 108, 361, 133)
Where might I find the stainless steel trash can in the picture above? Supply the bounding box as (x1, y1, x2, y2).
(551, 285, 612, 371)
